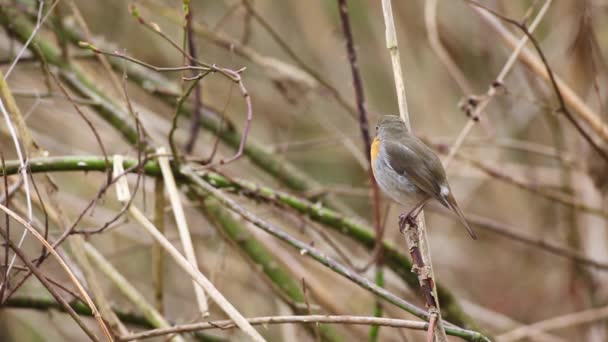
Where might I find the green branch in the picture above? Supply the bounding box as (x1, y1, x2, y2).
(2, 155, 478, 330)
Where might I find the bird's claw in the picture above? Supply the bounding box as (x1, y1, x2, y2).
(398, 214, 418, 233)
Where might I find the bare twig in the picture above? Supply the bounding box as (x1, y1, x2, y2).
(0, 203, 113, 341)
(0, 154, 10, 302)
(466, 0, 608, 162)
(468, 0, 608, 157)
(153, 177, 165, 313)
(168, 73, 209, 162)
(184, 2, 203, 154)
(424, 0, 473, 94)
(5, 0, 59, 79)
(444, 0, 552, 166)
(0, 71, 34, 294)
(41, 53, 110, 182)
(119, 315, 434, 341)
(0, 228, 101, 342)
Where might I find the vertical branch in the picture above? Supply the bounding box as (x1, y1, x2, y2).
(0, 154, 9, 302)
(380, 0, 410, 130)
(335, 0, 383, 255)
(335, 2, 384, 339)
(184, 2, 203, 154)
(153, 177, 165, 313)
(381, 1, 446, 341)
(0, 72, 33, 293)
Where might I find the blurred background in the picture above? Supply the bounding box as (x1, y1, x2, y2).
(1, 0, 607, 341)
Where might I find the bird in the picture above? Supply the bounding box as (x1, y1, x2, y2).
(370, 115, 477, 240)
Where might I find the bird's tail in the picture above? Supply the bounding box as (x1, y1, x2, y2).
(443, 191, 477, 240)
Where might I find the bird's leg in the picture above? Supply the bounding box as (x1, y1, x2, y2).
(398, 199, 430, 234)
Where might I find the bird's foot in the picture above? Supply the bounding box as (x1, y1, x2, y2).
(398, 214, 418, 233)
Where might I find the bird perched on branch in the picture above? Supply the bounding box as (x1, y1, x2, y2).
(370, 115, 477, 240)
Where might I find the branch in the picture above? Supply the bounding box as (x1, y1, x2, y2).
(184, 168, 491, 342)
(381, 1, 446, 341)
(443, 0, 553, 166)
(0, 203, 113, 341)
(467, 0, 608, 161)
(0, 230, 102, 342)
(0, 155, 505, 329)
(119, 315, 433, 341)
(3, 296, 226, 342)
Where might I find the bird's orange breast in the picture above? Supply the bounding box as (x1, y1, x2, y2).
(371, 137, 381, 164)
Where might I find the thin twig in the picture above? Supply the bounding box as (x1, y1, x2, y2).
(0, 203, 113, 341)
(466, 0, 608, 163)
(0, 228, 101, 342)
(153, 177, 165, 313)
(184, 2, 203, 154)
(0, 72, 34, 294)
(467, 0, 608, 158)
(424, 0, 473, 94)
(119, 315, 434, 341)
(168, 73, 209, 162)
(4, 0, 59, 79)
(0, 154, 9, 302)
(444, 0, 552, 166)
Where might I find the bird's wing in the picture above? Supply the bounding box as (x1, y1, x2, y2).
(384, 139, 478, 239)
(382, 138, 441, 197)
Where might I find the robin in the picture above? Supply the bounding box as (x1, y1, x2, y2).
(371, 115, 477, 239)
